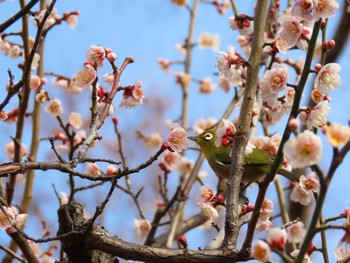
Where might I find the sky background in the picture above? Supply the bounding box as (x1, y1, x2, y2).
(1, 0, 350, 262)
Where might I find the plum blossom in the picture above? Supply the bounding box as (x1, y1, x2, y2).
(256, 199, 273, 231)
(143, 133, 163, 150)
(215, 119, 236, 147)
(283, 130, 322, 169)
(0, 206, 28, 233)
(299, 100, 330, 130)
(218, 75, 230, 93)
(291, 172, 320, 206)
(192, 118, 217, 135)
(166, 126, 189, 152)
(161, 151, 182, 171)
(75, 64, 97, 88)
(86, 163, 101, 177)
(286, 221, 307, 243)
(334, 247, 350, 262)
(198, 77, 216, 94)
(259, 64, 289, 106)
(158, 59, 173, 74)
(324, 123, 350, 147)
(198, 203, 219, 222)
(69, 112, 83, 129)
(314, 63, 341, 94)
(133, 219, 151, 238)
(290, 250, 312, 263)
(196, 185, 216, 205)
(314, 0, 339, 19)
(45, 98, 63, 116)
(176, 156, 194, 176)
(35, 9, 56, 30)
(86, 45, 105, 67)
(216, 46, 240, 77)
(5, 141, 27, 160)
(278, 14, 311, 50)
(198, 32, 220, 51)
(106, 165, 118, 176)
(9, 45, 20, 58)
(120, 81, 145, 108)
(229, 15, 254, 35)
(291, 0, 315, 21)
(30, 76, 42, 91)
(174, 72, 191, 85)
(66, 14, 78, 29)
(253, 240, 271, 262)
(102, 73, 115, 85)
(267, 227, 287, 249)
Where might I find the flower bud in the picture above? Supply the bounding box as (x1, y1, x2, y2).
(177, 235, 188, 248)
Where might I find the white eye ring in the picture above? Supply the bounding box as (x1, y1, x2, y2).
(204, 133, 213, 141)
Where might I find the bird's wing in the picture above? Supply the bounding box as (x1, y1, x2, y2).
(244, 148, 274, 165)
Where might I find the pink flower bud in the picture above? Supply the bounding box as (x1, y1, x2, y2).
(161, 142, 170, 151)
(107, 52, 117, 63)
(314, 63, 322, 71)
(112, 117, 118, 125)
(288, 118, 300, 131)
(177, 235, 188, 248)
(267, 228, 287, 249)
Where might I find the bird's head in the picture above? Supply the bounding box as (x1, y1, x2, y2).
(188, 130, 217, 154)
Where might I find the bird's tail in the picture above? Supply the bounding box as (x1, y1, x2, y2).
(277, 168, 299, 182)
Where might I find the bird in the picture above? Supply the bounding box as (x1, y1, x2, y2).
(189, 130, 298, 183)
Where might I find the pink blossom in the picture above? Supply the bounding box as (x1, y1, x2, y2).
(198, 32, 220, 51)
(291, 183, 312, 205)
(9, 45, 20, 58)
(30, 75, 42, 91)
(86, 163, 101, 177)
(192, 118, 217, 135)
(256, 218, 273, 231)
(253, 240, 271, 262)
(31, 53, 40, 71)
(133, 219, 151, 238)
(267, 227, 287, 249)
(196, 185, 216, 205)
(283, 130, 323, 169)
(229, 15, 254, 35)
(227, 64, 245, 86)
(174, 72, 191, 85)
(215, 119, 236, 147)
(314, 63, 341, 94)
(69, 112, 83, 129)
(158, 59, 173, 74)
(120, 81, 145, 108)
(75, 64, 97, 88)
(45, 98, 63, 116)
(314, 0, 339, 19)
(102, 73, 115, 85)
(291, 0, 315, 21)
(0, 206, 28, 232)
(286, 221, 307, 243)
(166, 126, 189, 152)
(161, 151, 182, 171)
(106, 165, 118, 176)
(279, 14, 307, 48)
(334, 247, 350, 262)
(143, 133, 163, 150)
(198, 203, 219, 222)
(86, 45, 105, 67)
(36, 9, 56, 30)
(5, 141, 27, 161)
(176, 156, 194, 175)
(299, 172, 320, 194)
(324, 123, 350, 147)
(290, 250, 312, 262)
(259, 64, 289, 104)
(301, 100, 330, 130)
(218, 75, 230, 93)
(198, 77, 216, 94)
(66, 14, 78, 29)
(216, 46, 239, 77)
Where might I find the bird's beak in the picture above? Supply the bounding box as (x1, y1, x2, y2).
(188, 135, 199, 142)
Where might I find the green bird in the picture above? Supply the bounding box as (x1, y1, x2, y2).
(189, 130, 298, 183)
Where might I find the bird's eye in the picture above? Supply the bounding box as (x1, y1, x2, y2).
(204, 133, 213, 141)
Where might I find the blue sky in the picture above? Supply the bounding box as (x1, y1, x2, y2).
(1, 0, 350, 261)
